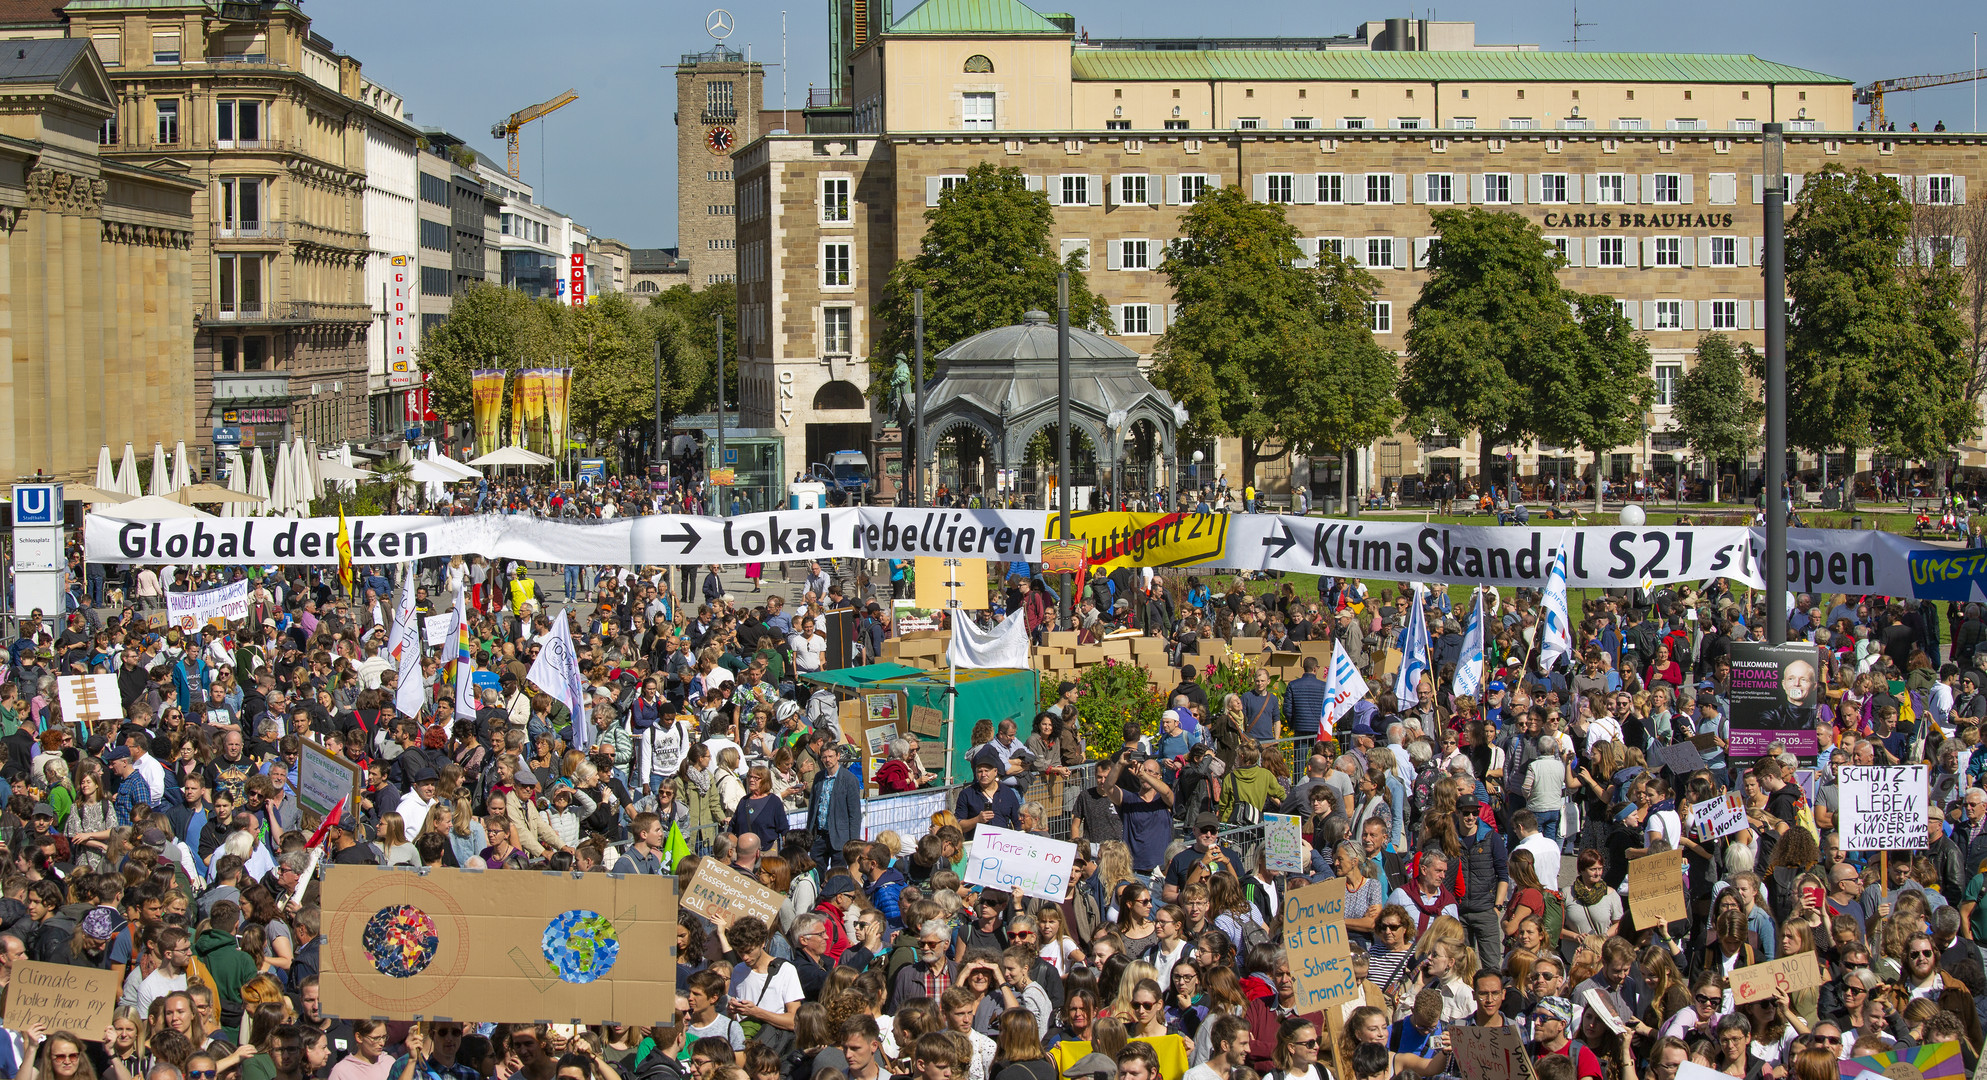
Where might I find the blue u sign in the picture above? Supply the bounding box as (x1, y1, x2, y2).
(12, 484, 60, 526)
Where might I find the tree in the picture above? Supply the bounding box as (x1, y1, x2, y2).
(1777, 167, 1974, 495)
(1399, 209, 1559, 483)
(1278, 250, 1403, 509)
(1154, 186, 1395, 490)
(1673, 333, 1763, 502)
(1536, 294, 1656, 511)
(1906, 191, 1987, 490)
(647, 282, 737, 412)
(871, 163, 1111, 405)
(416, 283, 559, 424)
(558, 293, 656, 447)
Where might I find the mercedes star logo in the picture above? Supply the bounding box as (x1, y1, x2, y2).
(707, 8, 735, 39)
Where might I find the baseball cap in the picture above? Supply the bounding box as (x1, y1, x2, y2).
(103, 746, 131, 763)
(1057, 681, 1077, 697)
(821, 874, 858, 899)
(30, 803, 54, 818)
(971, 747, 1002, 772)
(515, 767, 539, 786)
(1193, 813, 1221, 832)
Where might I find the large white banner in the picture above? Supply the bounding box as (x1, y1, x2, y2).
(83, 508, 1957, 601)
(164, 579, 249, 631)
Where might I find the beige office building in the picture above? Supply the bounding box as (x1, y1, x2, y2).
(736, 0, 1983, 504)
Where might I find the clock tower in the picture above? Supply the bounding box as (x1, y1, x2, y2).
(676, 34, 765, 290)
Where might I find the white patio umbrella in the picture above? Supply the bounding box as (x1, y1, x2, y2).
(270, 440, 293, 517)
(93, 446, 115, 490)
(306, 439, 325, 501)
(115, 443, 141, 496)
(290, 436, 315, 513)
(316, 459, 373, 485)
(99, 494, 216, 520)
(219, 451, 247, 518)
(466, 446, 555, 468)
(246, 447, 271, 516)
(149, 442, 172, 497)
(171, 440, 193, 491)
(425, 445, 480, 481)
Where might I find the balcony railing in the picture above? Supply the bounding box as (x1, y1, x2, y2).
(198, 301, 374, 325)
(806, 88, 845, 108)
(214, 221, 287, 240)
(700, 107, 738, 125)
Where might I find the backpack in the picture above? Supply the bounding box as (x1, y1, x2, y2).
(1539, 888, 1566, 946)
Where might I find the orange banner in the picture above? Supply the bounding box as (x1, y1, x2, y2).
(470, 370, 507, 458)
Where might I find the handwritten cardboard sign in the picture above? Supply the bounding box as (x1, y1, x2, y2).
(1730, 951, 1825, 1005)
(5, 960, 120, 1036)
(1263, 813, 1305, 873)
(1659, 741, 1709, 777)
(56, 675, 123, 726)
(680, 860, 785, 928)
(1626, 850, 1688, 929)
(909, 705, 944, 738)
(1690, 793, 1748, 840)
(963, 824, 1076, 902)
(1283, 878, 1356, 1009)
(296, 739, 361, 823)
(1451, 1024, 1536, 1080)
(1839, 765, 1928, 851)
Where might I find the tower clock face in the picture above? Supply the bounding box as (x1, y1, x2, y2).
(706, 126, 735, 154)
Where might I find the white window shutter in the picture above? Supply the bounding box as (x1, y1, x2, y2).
(1145, 175, 1161, 207)
(1954, 237, 1969, 267)
(1735, 301, 1752, 331)
(1393, 237, 1410, 269)
(1697, 236, 1714, 266)
(1025, 175, 1045, 193)
(1106, 175, 1122, 207)
(1294, 177, 1317, 206)
(1698, 300, 1714, 329)
(1152, 304, 1166, 333)
(1165, 174, 1183, 205)
(925, 177, 943, 207)
(1509, 174, 1527, 205)
(1044, 177, 1062, 205)
(1468, 173, 1485, 203)
(1559, 238, 1582, 268)
(1349, 239, 1367, 267)
(1295, 237, 1317, 268)
(1087, 175, 1104, 207)
(1731, 237, 1748, 266)
(1787, 174, 1805, 202)
(1752, 299, 1766, 328)
(1642, 300, 1659, 328)
(1413, 173, 1429, 203)
(1955, 176, 1968, 204)
(1412, 237, 1430, 269)
(1679, 174, 1695, 204)
(1111, 304, 1124, 331)
(1681, 301, 1697, 331)
(1677, 237, 1694, 268)
(1752, 174, 1764, 204)
(1708, 173, 1736, 205)
(1167, 303, 1179, 326)
(1636, 174, 1654, 204)
(1528, 174, 1545, 202)
(1392, 174, 1409, 204)
(1585, 237, 1602, 267)
(1641, 237, 1657, 268)
(1106, 241, 1123, 271)
(1753, 237, 1765, 266)
(1207, 174, 1221, 191)
(1252, 174, 1270, 202)
(1916, 175, 1934, 204)
(1562, 174, 1580, 202)
(1345, 174, 1366, 205)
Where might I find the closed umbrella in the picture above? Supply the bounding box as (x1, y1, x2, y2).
(290, 436, 314, 514)
(150, 442, 171, 497)
(270, 441, 292, 517)
(116, 443, 140, 497)
(246, 448, 271, 516)
(222, 451, 250, 518)
(171, 440, 193, 491)
(94, 446, 114, 490)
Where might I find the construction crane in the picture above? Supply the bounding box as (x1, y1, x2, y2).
(491, 89, 578, 180)
(1854, 68, 1985, 131)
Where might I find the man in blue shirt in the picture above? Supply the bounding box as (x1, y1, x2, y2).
(1283, 655, 1327, 738)
(1105, 750, 1175, 874)
(954, 749, 1022, 835)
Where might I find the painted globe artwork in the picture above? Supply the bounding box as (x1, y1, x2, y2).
(363, 905, 440, 978)
(542, 909, 620, 983)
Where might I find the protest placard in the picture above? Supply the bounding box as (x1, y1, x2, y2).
(1727, 642, 1822, 760)
(1626, 850, 1688, 929)
(963, 824, 1077, 902)
(165, 578, 249, 633)
(1730, 951, 1824, 1005)
(1690, 794, 1748, 840)
(1264, 813, 1305, 873)
(56, 674, 123, 727)
(1283, 878, 1355, 1009)
(1839, 765, 1927, 850)
(1659, 741, 1709, 777)
(909, 705, 944, 738)
(424, 612, 454, 647)
(4, 960, 120, 1036)
(295, 739, 361, 823)
(680, 860, 785, 927)
(1582, 988, 1629, 1035)
(1451, 1024, 1535, 1080)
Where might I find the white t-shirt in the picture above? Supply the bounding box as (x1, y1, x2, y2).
(1517, 833, 1563, 891)
(789, 632, 827, 672)
(689, 1013, 745, 1052)
(728, 958, 804, 1019)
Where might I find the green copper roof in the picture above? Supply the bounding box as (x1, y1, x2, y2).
(889, 0, 1065, 35)
(1070, 50, 1849, 85)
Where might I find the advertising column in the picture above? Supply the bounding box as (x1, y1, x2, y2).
(11, 483, 64, 617)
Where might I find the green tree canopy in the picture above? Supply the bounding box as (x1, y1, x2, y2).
(871, 163, 1111, 404)
(1777, 167, 1975, 465)
(1674, 333, 1763, 502)
(416, 282, 560, 423)
(646, 281, 737, 413)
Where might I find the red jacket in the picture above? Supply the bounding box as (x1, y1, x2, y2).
(814, 897, 852, 963)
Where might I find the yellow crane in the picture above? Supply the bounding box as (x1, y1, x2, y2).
(491, 89, 579, 180)
(1854, 68, 1985, 131)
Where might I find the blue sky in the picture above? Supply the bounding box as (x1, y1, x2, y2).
(309, 0, 1985, 247)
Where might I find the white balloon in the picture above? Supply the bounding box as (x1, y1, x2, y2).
(1618, 504, 1647, 527)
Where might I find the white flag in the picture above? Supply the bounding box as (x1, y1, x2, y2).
(1538, 543, 1573, 673)
(1452, 588, 1487, 700)
(529, 610, 590, 747)
(1323, 640, 1369, 733)
(384, 562, 417, 662)
(391, 592, 425, 720)
(1394, 584, 1430, 709)
(947, 612, 1030, 669)
(452, 579, 478, 721)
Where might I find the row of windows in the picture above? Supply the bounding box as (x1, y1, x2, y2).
(708, 238, 736, 250)
(706, 170, 733, 183)
(1088, 297, 1768, 340)
(1223, 116, 1801, 133)
(708, 204, 735, 217)
(500, 214, 553, 243)
(420, 220, 450, 252)
(419, 172, 452, 208)
(421, 266, 452, 296)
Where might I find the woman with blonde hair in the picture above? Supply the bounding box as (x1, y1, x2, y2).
(1096, 842, 1137, 922)
(448, 793, 488, 866)
(712, 747, 747, 819)
(377, 812, 420, 867)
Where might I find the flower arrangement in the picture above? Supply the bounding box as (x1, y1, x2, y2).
(1039, 657, 1167, 760)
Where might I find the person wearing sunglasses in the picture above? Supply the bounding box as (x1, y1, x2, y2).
(1896, 932, 1951, 1001)
(1656, 972, 1730, 1042)
(1268, 1016, 1324, 1080)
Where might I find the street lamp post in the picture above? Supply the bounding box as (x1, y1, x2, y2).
(1056, 272, 1073, 632)
(714, 311, 727, 518)
(1191, 449, 1203, 495)
(913, 288, 926, 509)
(1763, 123, 1788, 643)
(1107, 409, 1127, 513)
